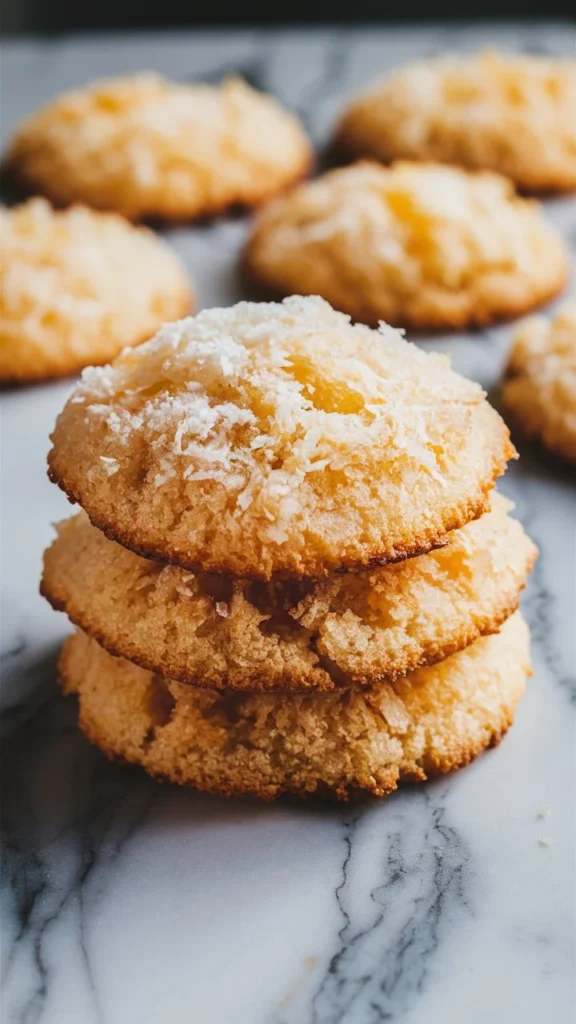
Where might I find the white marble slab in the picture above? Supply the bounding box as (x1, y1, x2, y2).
(1, 23, 575, 1024)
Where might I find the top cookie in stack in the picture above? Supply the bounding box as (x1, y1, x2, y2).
(45, 296, 535, 800)
(48, 296, 512, 579)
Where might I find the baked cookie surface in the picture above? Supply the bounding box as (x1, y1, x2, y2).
(244, 162, 568, 330)
(502, 304, 576, 463)
(5, 74, 312, 221)
(59, 612, 531, 801)
(47, 296, 514, 579)
(42, 495, 536, 692)
(335, 51, 576, 193)
(0, 198, 192, 382)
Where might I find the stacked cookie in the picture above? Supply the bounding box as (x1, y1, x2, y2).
(42, 296, 536, 800)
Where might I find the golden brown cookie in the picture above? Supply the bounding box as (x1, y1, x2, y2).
(244, 162, 568, 330)
(335, 51, 576, 193)
(47, 296, 514, 580)
(4, 74, 312, 222)
(502, 304, 576, 463)
(42, 495, 536, 692)
(59, 612, 531, 801)
(0, 199, 192, 383)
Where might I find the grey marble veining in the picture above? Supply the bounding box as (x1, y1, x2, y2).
(1, 23, 575, 1024)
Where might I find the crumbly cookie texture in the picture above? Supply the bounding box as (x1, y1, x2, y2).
(5, 74, 312, 221)
(59, 613, 531, 801)
(244, 162, 568, 330)
(47, 296, 514, 580)
(42, 495, 536, 692)
(502, 304, 576, 464)
(335, 51, 576, 193)
(0, 199, 192, 382)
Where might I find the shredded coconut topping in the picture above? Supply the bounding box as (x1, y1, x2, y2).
(69, 296, 486, 529)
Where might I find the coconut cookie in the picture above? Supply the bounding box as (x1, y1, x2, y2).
(48, 296, 514, 580)
(335, 51, 576, 193)
(502, 304, 576, 463)
(244, 162, 568, 330)
(42, 495, 536, 692)
(4, 74, 312, 222)
(59, 612, 531, 801)
(0, 199, 192, 383)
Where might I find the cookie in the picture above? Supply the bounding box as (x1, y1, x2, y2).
(59, 612, 531, 801)
(4, 74, 312, 222)
(334, 51, 576, 193)
(244, 162, 568, 330)
(42, 494, 536, 692)
(47, 296, 514, 580)
(502, 304, 576, 463)
(0, 199, 192, 383)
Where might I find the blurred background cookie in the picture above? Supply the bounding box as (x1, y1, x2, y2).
(0, 198, 193, 382)
(244, 162, 568, 330)
(4, 74, 312, 221)
(502, 304, 576, 463)
(334, 51, 576, 193)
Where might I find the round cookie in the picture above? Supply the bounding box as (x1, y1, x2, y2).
(0, 199, 192, 383)
(4, 74, 312, 222)
(47, 296, 514, 580)
(59, 612, 531, 801)
(334, 51, 576, 193)
(502, 304, 576, 463)
(42, 495, 537, 692)
(244, 162, 568, 330)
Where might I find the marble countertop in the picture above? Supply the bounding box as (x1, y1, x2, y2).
(1, 23, 575, 1024)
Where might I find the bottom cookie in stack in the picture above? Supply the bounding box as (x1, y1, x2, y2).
(59, 612, 530, 801)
